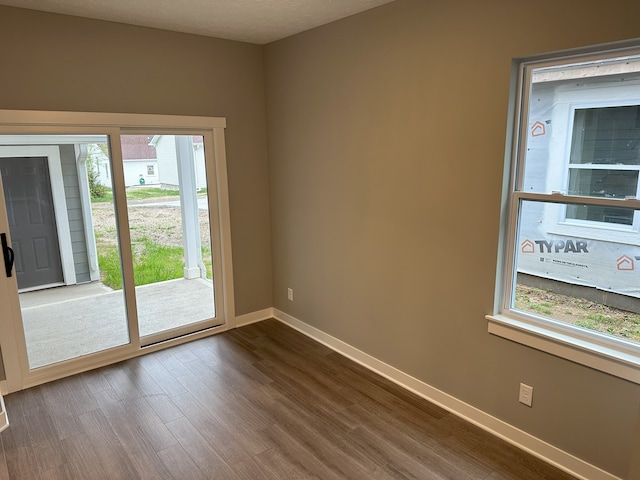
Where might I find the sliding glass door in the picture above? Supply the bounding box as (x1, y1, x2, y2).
(121, 133, 217, 345)
(0, 112, 231, 392)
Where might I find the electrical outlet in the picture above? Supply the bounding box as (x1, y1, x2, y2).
(287, 288, 294, 301)
(519, 383, 533, 407)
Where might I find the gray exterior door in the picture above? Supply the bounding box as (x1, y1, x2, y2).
(0, 157, 63, 289)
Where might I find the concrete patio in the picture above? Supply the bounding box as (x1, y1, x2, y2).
(19, 278, 217, 369)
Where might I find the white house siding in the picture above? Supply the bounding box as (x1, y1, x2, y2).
(155, 136, 179, 188)
(123, 159, 159, 186)
(59, 145, 91, 283)
(92, 154, 159, 188)
(154, 136, 207, 190)
(518, 74, 640, 299)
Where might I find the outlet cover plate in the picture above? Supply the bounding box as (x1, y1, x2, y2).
(519, 383, 533, 407)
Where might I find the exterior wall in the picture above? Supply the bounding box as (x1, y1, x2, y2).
(519, 75, 640, 298)
(88, 146, 159, 187)
(123, 159, 159, 186)
(155, 136, 179, 187)
(155, 136, 207, 190)
(59, 145, 91, 283)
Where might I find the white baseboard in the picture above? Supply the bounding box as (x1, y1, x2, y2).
(271, 308, 621, 480)
(234, 307, 274, 327)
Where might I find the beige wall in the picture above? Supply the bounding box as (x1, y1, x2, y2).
(265, 0, 640, 477)
(0, 5, 273, 316)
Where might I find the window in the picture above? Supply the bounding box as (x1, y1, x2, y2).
(566, 106, 640, 226)
(147, 164, 155, 176)
(488, 44, 640, 383)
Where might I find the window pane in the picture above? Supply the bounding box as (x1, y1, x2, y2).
(514, 199, 640, 343)
(121, 134, 217, 341)
(565, 168, 638, 224)
(521, 56, 640, 195)
(567, 168, 638, 198)
(566, 203, 635, 225)
(570, 106, 640, 166)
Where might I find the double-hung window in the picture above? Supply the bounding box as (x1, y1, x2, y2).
(489, 44, 640, 383)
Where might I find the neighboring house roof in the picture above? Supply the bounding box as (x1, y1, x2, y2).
(121, 135, 157, 160)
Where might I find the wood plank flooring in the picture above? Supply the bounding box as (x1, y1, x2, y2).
(0, 319, 577, 479)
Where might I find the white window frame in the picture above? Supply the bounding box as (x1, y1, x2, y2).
(549, 101, 640, 245)
(487, 43, 640, 385)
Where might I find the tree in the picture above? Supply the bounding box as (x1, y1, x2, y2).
(86, 143, 108, 198)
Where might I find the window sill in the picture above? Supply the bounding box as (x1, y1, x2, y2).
(486, 314, 640, 384)
(548, 222, 640, 246)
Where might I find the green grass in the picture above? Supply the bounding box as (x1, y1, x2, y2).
(91, 187, 183, 203)
(202, 247, 213, 280)
(587, 313, 615, 324)
(98, 245, 125, 290)
(91, 191, 113, 203)
(516, 284, 640, 343)
(515, 292, 555, 315)
(99, 238, 183, 289)
(575, 319, 598, 330)
(98, 238, 213, 290)
(127, 187, 182, 200)
(133, 238, 185, 286)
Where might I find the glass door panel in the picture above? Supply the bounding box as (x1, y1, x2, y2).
(0, 136, 130, 369)
(121, 134, 217, 343)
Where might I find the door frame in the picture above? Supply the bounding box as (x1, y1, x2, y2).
(0, 145, 76, 290)
(0, 110, 235, 394)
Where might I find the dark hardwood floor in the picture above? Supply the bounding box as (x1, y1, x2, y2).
(0, 319, 577, 479)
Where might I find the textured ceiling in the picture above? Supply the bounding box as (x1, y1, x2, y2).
(0, 0, 395, 44)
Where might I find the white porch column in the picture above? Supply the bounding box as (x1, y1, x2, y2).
(175, 136, 203, 279)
